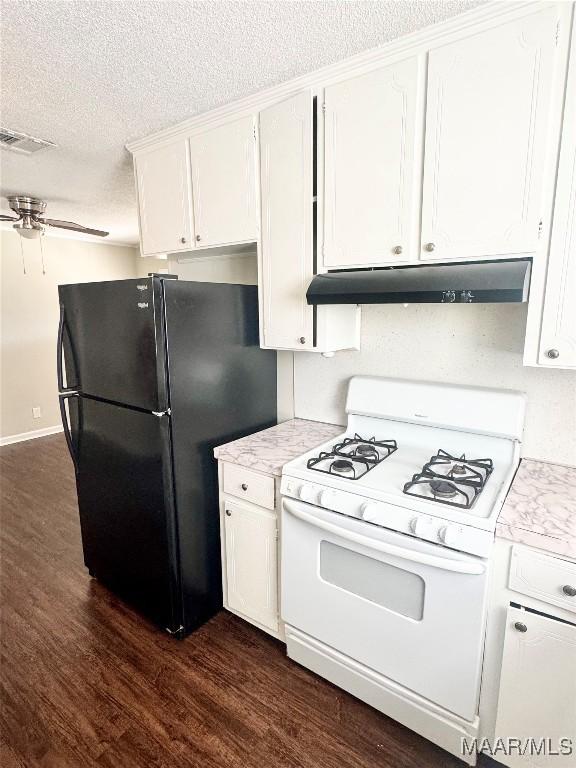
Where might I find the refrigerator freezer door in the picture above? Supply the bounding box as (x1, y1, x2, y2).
(69, 395, 181, 633)
(163, 280, 277, 633)
(58, 278, 168, 411)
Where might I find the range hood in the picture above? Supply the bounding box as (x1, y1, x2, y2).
(307, 260, 531, 305)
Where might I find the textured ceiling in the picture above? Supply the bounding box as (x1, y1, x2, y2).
(1, 0, 484, 244)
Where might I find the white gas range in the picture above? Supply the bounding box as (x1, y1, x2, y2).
(280, 376, 526, 765)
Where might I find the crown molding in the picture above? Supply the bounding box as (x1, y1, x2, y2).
(126, 1, 548, 153)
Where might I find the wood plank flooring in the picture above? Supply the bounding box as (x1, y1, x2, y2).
(1, 435, 487, 767)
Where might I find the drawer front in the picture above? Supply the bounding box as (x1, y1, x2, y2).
(223, 463, 275, 510)
(509, 546, 576, 615)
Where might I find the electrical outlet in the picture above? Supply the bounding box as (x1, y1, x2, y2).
(32, 406, 41, 419)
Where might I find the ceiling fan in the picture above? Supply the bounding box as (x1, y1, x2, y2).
(0, 196, 109, 239)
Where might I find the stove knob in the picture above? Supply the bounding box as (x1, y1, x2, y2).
(319, 489, 337, 509)
(298, 484, 318, 504)
(410, 516, 426, 537)
(360, 502, 379, 522)
(439, 525, 459, 548)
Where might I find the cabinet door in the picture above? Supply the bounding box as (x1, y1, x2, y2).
(323, 57, 422, 267)
(189, 116, 257, 248)
(538, 17, 576, 369)
(421, 8, 559, 261)
(495, 606, 576, 767)
(135, 140, 193, 257)
(259, 91, 314, 350)
(224, 500, 278, 633)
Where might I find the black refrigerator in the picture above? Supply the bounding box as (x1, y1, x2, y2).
(57, 275, 277, 637)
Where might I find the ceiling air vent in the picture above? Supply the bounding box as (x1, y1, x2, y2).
(0, 128, 57, 155)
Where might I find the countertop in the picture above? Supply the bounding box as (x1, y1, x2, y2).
(215, 426, 576, 558)
(213, 418, 343, 477)
(497, 459, 576, 559)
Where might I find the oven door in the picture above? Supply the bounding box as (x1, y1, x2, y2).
(281, 498, 490, 721)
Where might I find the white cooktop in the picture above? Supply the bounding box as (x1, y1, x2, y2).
(283, 419, 518, 527)
(282, 377, 525, 536)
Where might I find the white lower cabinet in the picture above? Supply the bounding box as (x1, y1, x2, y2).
(495, 606, 576, 767)
(223, 498, 279, 633)
(480, 540, 576, 767)
(219, 461, 281, 637)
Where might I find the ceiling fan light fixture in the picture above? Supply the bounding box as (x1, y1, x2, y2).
(13, 214, 44, 239)
(1, 195, 109, 238)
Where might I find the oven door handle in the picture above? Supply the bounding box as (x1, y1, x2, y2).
(283, 500, 485, 576)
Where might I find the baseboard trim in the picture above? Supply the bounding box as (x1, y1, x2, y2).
(0, 425, 64, 447)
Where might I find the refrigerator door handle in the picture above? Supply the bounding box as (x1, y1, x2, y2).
(152, 409, 171, 417)
(59, 393, 79, 473)
(57, 303, 77, 394)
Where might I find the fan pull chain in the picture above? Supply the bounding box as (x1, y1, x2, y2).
(19, 235, 27, 275)
(39, 233, 46, 275)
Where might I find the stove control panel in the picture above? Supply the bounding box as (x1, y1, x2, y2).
(298, 484, 319, 504)
(281, 475, 493, 558)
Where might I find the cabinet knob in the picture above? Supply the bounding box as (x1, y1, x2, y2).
(514, 621, 528, 633)
(299, 337, 306, 345)
(241, 483, 248, 491)
(225, 509, 231, 517)
(195, 234, 201, 242)
(563, 584, 576, 597)
(392, 245, 403, 255)
(180, 237, 187, 244)
(546, 349, 560, 359)
(424, 242, 436, 252)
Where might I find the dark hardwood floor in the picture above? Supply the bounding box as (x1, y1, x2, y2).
(1, 434, 483, 767)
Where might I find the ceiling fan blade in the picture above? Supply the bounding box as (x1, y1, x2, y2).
(0, 214, 19, 221)
(41, 218, 109, 237)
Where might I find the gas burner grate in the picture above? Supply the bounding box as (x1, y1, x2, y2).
(307, 434, 397, 480)
(403, 449, 493, 509)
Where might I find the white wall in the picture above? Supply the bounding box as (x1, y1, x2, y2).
(169, 253, 258, 284)
(293, 303, 576, 465)
(0, 230, 164, 442)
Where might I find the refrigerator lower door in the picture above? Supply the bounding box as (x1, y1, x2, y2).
(68, 395, 182, 634)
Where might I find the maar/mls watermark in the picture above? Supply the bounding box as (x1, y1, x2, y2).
(461, 737, 574, 758)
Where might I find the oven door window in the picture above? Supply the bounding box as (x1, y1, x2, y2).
(320, 540, 425, 621)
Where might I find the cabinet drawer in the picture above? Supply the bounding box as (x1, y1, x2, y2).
(223, 463, 275, 510)
(509, 546, 576, 615)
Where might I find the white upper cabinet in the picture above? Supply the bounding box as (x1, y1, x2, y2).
(135, 140, 194, 257)
(323, 57, 422, 267)
(537, 16, 576, 370)
(188, 116, 258, 248)
(259, 91, 315, 350)
(421, 8, 559, 262)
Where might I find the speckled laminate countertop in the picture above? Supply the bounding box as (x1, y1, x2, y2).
(213, 418, 343, 476)
(497, 459, 576, 559)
